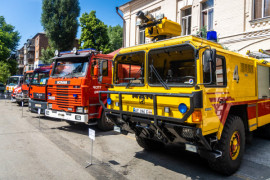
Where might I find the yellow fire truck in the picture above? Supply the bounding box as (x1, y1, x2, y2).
(98, 12, 270, 175)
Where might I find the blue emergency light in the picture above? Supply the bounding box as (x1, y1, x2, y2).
(207, 31, 217, 42)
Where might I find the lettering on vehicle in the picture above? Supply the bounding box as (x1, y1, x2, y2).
(93, 86, 102, 89)
(55, 81, 70, 85)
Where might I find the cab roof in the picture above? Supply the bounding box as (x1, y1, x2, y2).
(118, 35, 270, 66)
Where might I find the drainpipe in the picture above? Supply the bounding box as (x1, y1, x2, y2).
(116, 7, 126, 48)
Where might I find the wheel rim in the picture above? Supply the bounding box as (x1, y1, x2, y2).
(230, 131, 241, 160)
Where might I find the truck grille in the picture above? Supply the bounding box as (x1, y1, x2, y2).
(47, 85, 81, 109)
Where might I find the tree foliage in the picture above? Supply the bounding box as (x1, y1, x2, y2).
(79, 11, 111, 53)
(108, 25, 123, 51)
(41, 0, 80, 51)
(0, 16, 20, 61)
(40, 46, 55, 64)
(0, 16, 20, 82)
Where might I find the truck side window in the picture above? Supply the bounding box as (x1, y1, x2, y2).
(204, 55, 226, 86)
(91, 59, 108, 76)
(258, 65, 270, 98)
(101, 60, 108, 76)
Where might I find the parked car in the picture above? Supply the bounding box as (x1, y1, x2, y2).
(0, 83, 5, 93)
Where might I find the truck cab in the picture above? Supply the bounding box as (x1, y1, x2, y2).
(16, 70, 33, 105)
(45, 48, 114, 130)
(5, 75, 23, 97)
(28, 66, 52, 114)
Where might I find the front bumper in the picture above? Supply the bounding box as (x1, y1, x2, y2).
(29, 99, 47, 114)
(45, 109, 88, 123)
(11, 96, 16, 102)
(16, 94, 29, 103)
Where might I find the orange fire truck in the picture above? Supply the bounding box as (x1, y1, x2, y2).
(28, 65, 52, 114)
(44, 48, 115, 130)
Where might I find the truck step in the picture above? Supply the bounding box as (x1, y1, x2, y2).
(89, 113, 99, 116)
(89, 103, 100, 106)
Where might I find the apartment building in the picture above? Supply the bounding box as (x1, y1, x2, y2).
(119, 0, 270, 54)
(24, 39, 35, 72)
(16, 47, 24, 75)
(33, 33, 48, 69)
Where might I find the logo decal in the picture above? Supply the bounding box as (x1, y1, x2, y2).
(55, 81, 70, 85)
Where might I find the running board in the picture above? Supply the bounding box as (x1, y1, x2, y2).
(88, 122, 98, 126)
(89, 113, 99, 116)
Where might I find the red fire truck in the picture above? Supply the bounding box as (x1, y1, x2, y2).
(28, 65, 52, 114)
(16, 70, 34, 105)
(45, 48, 114, 130)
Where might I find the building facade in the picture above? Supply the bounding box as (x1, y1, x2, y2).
(119, 0, 270, 54)
(16, 47, 24, 75)
(33, 33, 49, 69)
(16, 32, 49, 73)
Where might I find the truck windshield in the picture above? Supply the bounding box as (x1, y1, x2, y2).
(52, 58, 89, 77)
(31, 72, 49, 85)
(148, 45, 196, 86)
(114, 52, 145, 85)
(7, 77, 19, 85)
(24, 73, 32, 84)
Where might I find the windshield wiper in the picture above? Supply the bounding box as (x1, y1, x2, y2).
(150, 64, 170, 90)
(125, 67, 144, 89)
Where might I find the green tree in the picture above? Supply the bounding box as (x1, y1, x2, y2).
(0, 16, 20, 81)
(41, 0, 80, 51)
(40, 46, 55, 64)
(196, 26, 207, 39)
(0, 61, 11, 83)
(79, 11, 111, 53)
(108, 25, 123, 51)
(0, 16, 20, 61)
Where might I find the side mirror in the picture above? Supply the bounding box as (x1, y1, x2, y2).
(93, 65, 99, 77)
(203, 49, 216, 73)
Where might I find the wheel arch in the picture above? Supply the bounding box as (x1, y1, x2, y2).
(217, 104, 249, 139)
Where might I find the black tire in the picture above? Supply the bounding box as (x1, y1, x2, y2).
(136, 135, 165, 151)
(17, 102, 22, 106)
(208, 115, 245, 175)
(97, 111, 114, 131)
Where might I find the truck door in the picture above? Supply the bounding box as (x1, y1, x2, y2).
(203, 52, 228, 132)
(257, 65, 270, 127)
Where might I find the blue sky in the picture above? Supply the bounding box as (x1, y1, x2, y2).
(0, 0, 130, 49)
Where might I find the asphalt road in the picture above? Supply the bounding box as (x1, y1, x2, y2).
(0, 95, 270, 180)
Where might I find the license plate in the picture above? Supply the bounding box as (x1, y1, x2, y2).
(35, 104, 41, 108)
(133, 108, 152, 115)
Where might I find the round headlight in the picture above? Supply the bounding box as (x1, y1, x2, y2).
(107, 98, 112, 105)
(178, 103, 187, 114)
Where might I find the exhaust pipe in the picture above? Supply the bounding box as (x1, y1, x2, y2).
(116, 7, 126, 48)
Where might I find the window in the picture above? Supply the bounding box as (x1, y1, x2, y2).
(254, 0, 270, 19)
(203, 55, 226, 86)
(201, 0, 214, 30)
(52, 58, 89, 77)
(31, 72, 49, 85)
(91, 59, 108, 76)
(139, 29, 145, 44)
(257, 65, 270, 98)
(36, 51, 39, 59)
(181, 8, 192, 35)
(114, 52, 145, 85)
(148, 45, 196, 86)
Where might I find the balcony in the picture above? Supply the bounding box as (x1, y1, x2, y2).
(18, 64, 24, 68)
(27, 53, 34, 60)
(27, 46, 35, 52)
